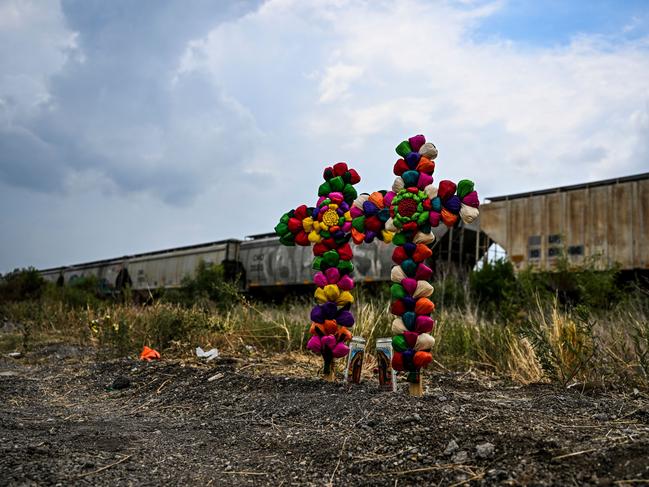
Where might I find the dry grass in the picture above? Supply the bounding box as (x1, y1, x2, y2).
(1, 290, 648, 389)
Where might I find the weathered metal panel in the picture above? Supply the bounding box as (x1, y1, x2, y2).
(639, 179, 649, 268)
(57, 263, 122, 289)
(239, 224, 451, 287)
(545, 193, 562, 238)
(126, 244, 230, 290)
(528, 196, 544, 268)
(479, 201, 507, 247)
(566, 190, 586, 266)
(612, 183, 633, 268)
(40, 269, 62, 284)
(589, 186, 609, 268)
(481, 175, 649, 271)
(508, 198, 528, 265)
(245, 237, 329, 287)
(38, 240, 241, 290)
(239, 237, 398, 287)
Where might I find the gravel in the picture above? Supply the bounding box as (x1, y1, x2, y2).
(1, 347, 648, 485)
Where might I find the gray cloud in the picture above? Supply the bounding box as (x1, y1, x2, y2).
(0, 0, 262, 203)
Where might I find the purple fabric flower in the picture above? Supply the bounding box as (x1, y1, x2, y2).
(444, 195, 461, 214)
(363, 201, 379, 216)
(405, 152, 421, 169)
(336, 310, 355, 327)
(321, 302, 338, 320)
(310, 305, 325, 323)
(364, 230, 376, 242)
(402, 295, 416, 310)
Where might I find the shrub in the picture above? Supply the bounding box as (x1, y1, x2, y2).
(433, 272, 467, 311)
(43, 276, 101, 308)
(469, 259, 518, 320)
(161, 260, 242, 309)
(574, 259, 621, 309)
(0, 268, 46, 302)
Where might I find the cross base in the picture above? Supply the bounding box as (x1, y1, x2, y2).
(407, 371, 424, 396)
(323, 367, 336, 382)
(408, 380, 423, 396)
(323, 353, 335, 382)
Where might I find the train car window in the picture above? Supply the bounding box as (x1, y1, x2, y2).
(548, 247, 561, 257)
(548, 234, 562, 245)
(568, 245, 584, 256)
(528, 235, 541, 261)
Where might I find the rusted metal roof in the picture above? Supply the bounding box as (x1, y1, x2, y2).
(487, 172, 649, 202)
(39, 239, 240, 273)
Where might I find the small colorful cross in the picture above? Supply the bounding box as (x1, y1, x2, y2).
(274, 162, 369, 380)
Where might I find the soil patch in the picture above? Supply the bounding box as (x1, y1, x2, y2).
(1, 348, 648, 486)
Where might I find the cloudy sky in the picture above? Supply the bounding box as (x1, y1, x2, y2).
(1, 0, 648, 273)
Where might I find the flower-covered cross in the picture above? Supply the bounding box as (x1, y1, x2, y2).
(274, 162, 370, 380)
(275, 135, 480, 392)
(353, 134, 480, 394)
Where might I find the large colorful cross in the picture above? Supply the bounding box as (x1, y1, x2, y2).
(275, 135, 480, 393)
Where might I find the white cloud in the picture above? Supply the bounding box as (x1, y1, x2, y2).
(318, 63, 364, 103)
(179, 0, 649, 203)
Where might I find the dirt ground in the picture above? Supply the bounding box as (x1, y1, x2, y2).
(1, 345, 649, 486)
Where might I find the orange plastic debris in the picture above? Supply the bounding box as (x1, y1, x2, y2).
(140, 346, 160, 361)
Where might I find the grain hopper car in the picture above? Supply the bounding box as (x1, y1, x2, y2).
(40, 171, 647, 293)
(39, 240, 241, 293)
(479, 172, 649, 272)
(39, 223, 482, 293)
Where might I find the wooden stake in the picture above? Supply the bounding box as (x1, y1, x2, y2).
(323, 350, 335, 382)
(408, 375, 423, 396)
(324, 361, 336, 382)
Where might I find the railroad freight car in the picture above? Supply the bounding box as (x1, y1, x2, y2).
(36, 172, 647, 291)
(479, 172, 649, 272)
(239, 224, 455, 288)
(39, 240, 240, 292)
(38, 225, 467, 293)
(239, 234, 394, 288)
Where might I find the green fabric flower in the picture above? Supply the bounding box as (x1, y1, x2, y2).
(390, 189, 429, 229)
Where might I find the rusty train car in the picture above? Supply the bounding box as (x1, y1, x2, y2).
(39, 240, 241, 292)
(240, 223, 458, 288)
(478, 172, 649, 272)
(38, 172, 648, 291)
(38, 225, 462, 292)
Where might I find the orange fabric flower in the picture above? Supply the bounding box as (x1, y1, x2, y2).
(441, 207, 458, 227)
(415, 297, 435, 315)
(416, 156, 435, 175)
